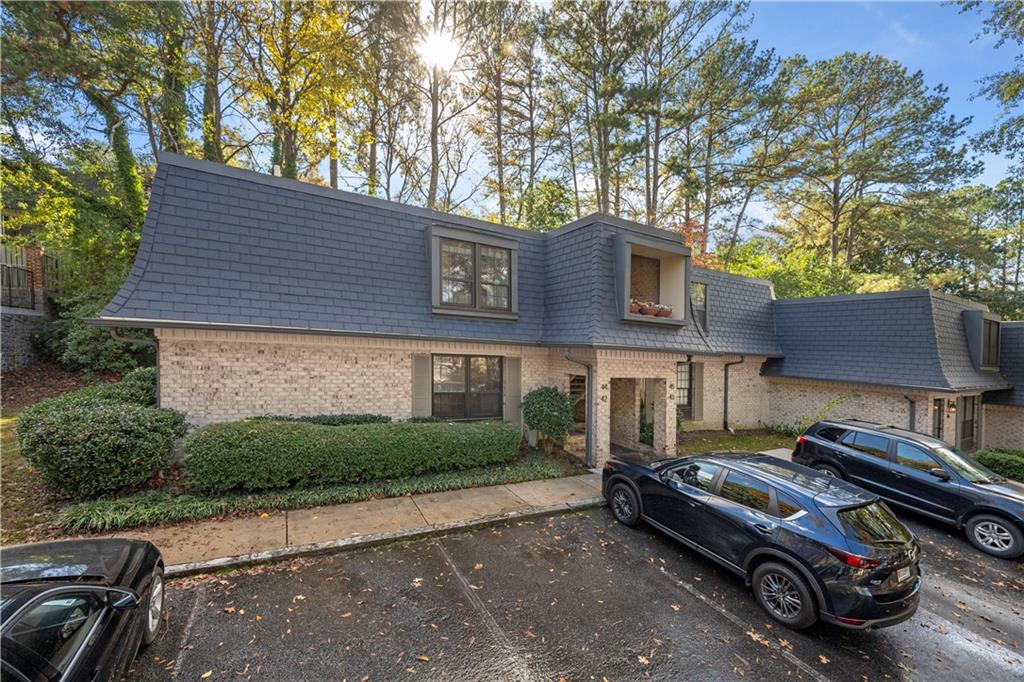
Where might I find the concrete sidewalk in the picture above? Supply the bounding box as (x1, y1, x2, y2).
(111, 473, 603, 574)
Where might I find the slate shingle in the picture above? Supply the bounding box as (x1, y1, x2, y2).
(764, 290, 1012, 392)
(99, 154, 781, 356)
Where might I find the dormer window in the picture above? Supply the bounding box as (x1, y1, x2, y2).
(430, 225, 518, 319)
(613, 232, 690, 326)
(983, 318, 1000, 367)
(692, 282, 708, 331)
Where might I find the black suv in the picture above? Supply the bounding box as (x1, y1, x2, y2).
(603, 453, 921, 630)
(793, 419, 1024, 559)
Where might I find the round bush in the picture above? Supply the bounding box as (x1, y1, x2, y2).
(184, 420, 523, 493)
(522, 387, 574, 454)
(17, 398, 187, 499)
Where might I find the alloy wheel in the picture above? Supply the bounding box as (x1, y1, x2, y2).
(760, 572, 802, 620)
(612, 489, 633, 521)
(974, 521, 1014, 552)
(148, 574, 164, 634)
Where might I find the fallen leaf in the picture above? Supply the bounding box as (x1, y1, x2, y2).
(637, 655, 650, 665)
(819, 655, 830, 664)
(474, 563, 483, 570)
(201, 672, 213, 680)
(670, 604, 680, 612)
(417, 655, 430, 662)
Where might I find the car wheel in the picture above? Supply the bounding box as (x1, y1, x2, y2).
(142, 567, 165, 646)
(752, 562, 818, 630)
(608, 483, 640, 527)
(814, 464, 843, 479)
(966, 515, 1024, 559)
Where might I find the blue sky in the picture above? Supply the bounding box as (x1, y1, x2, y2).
(743, 1, 1015, 186)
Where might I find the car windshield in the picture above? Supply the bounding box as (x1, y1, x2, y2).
(837, 502, 912, 547)
(932, 446, 1000, 483)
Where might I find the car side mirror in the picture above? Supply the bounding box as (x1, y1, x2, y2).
(929, 468, 951, 481)
(107, 587, 141, 610)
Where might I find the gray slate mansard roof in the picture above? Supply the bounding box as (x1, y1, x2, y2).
(95, 153, 780, 356)
(763, 290, 1012, 393)
(986, 322, 1024, 406)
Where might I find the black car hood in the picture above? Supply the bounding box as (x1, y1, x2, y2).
(0, 539, 153, 586)
(975, 478, 1024, 505)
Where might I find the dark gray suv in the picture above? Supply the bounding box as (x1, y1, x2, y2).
(793, 419, 1024, 559)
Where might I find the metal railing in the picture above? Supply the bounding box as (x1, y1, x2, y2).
(1, 264, 35, 309)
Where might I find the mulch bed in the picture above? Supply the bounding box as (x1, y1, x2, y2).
(1, 361, 120, 414)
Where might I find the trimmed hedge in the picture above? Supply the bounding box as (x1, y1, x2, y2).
(252, 413, 391, 426)
(60, 452, 569, 533)
(37, 366, 157, 409)
(17, 398, 187, 499)
(185, 419, 522, 493)
(975, 449, 1024, 482)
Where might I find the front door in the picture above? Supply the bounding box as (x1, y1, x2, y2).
(641, 459, 721, 541)
(701, 469, 778, 570)
(885, 441, 962, 522)
(958, 396, 978, 451)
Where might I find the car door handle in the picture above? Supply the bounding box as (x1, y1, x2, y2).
(753, 523, 774, 535)
(685, 499, 703, 508)
(892, 471, 906, 479)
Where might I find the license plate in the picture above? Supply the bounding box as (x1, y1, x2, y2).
(897, 566, 912, 582)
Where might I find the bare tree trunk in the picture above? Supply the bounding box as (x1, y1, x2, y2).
(427, 64, 440, 209)
(202, 1, 223, 162)
(723, 188, 754, 269)
(329, 108, 338, 189)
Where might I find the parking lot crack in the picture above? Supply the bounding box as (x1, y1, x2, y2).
(434, 539, 541, 682)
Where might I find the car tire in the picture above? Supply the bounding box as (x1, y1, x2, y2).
(142, 567, 165, 646)
(813, 464, 844, 479)
(608, 483, 641, 527)
(965, 514, 1024, 559)
(751, 562, 818, 630)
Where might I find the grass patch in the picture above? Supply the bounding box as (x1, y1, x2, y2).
(1, 413, 61, 545)
(679, 429, 794, 455)
(59, 451, 574, 534)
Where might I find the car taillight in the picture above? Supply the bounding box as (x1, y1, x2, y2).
(603, 462, 613, 473)
(796, 436, 808, 445)
(834, 615, 867, 626)
(828, 547, 880, 569)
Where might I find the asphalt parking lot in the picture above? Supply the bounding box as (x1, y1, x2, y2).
(132, 508, 1023, 681)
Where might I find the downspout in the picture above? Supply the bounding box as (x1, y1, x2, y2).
(723, 356, 745, 433)
(108, 328, 160, 407)
(902, 389, 916, 432)
(565, 349, 595, 469)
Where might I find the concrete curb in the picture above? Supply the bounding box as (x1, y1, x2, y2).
(166, 496, 607, 578)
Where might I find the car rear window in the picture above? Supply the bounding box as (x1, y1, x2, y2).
(837, 502, 911, 546)
(814, 426, 846, 442)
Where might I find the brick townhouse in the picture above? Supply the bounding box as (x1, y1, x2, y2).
(91, 154, 1023, 466)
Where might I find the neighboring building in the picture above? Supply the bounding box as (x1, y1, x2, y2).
(91, 155, 1023, 464)
(984, 322, 1024, 450)
(2, 245, 53, 372)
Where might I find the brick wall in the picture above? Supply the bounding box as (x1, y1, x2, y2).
(767, 377, 945, 435)
(685, 356, 771, 432)
(156, 328, 554, 425)
(983, 404, 1024, 450)
(630, 255, 660, 302)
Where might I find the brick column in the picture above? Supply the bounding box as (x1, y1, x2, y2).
(23, 245, 45, 311)
(653, 378, 676, 456)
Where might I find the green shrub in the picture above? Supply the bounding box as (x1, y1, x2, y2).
(59, 452, 570, 533)
(41, 277, 154, 373)
(17, 398, 187, 499)
(406, 416, 442, 423)
(185, 419, 522, 493)
(252, 413, 391, 426)
(975, 449, 1024, 482)
(522, 387, 574, 455)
